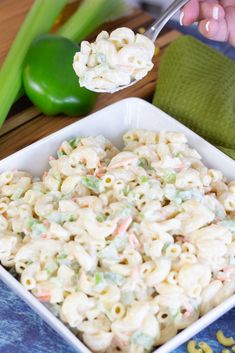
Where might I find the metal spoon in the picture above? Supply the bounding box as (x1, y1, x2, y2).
(92, 0, 189, 93)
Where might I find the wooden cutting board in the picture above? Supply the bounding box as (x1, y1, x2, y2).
(0, 0, 181, 159)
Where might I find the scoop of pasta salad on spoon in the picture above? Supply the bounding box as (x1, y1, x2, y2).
(73, 27, 155, 93)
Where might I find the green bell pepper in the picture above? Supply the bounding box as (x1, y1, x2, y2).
(23, 34, 97, 116)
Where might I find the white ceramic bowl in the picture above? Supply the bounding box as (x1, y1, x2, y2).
(0, 97, 234, 353)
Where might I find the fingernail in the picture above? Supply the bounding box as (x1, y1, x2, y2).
(212, 6, 219, 20)
(205, 21, 210, 32)
(179, 11, 184, 26)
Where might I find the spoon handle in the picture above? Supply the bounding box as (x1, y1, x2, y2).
(144, 0, 189, 42)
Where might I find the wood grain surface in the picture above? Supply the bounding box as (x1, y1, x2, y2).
(0, 0, 181, 160)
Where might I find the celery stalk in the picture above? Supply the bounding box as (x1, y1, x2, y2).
(58, 0, 129, 42)
(0, 0, 68, 127)
(14, 86, 25, 103)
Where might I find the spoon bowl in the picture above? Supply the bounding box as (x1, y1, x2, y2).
(90, 78, 139, 93)
(92, 0, 189, 93)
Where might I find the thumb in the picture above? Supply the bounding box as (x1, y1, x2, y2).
(180, 0, 200, 25)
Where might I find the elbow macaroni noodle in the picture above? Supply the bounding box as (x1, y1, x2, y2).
(216, 330, 235, 347)
(73, 27, 155, 92)
(0, 129, 235, 352)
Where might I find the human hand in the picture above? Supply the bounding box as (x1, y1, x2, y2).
(180, 0, 235, 46)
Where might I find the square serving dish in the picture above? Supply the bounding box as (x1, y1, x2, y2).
(0, 97, 235, 353)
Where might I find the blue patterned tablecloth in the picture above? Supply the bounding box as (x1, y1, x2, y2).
(0, 279, 234, 353)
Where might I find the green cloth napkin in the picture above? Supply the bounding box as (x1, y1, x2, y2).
(153, 35, 235, 159)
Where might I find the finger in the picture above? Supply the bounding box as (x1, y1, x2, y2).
(199, 2, 225, 20)
(225, 6, 235, 46)
(180, 0, 200, 25)
(220, 0, 235, 7)
(198, 18, 229, 41)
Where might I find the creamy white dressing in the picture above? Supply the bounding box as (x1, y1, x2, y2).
(73, 27, 155, 93)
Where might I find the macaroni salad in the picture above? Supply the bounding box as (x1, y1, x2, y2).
(0, 129, 235, 353)
(73, 28, 155, 92)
